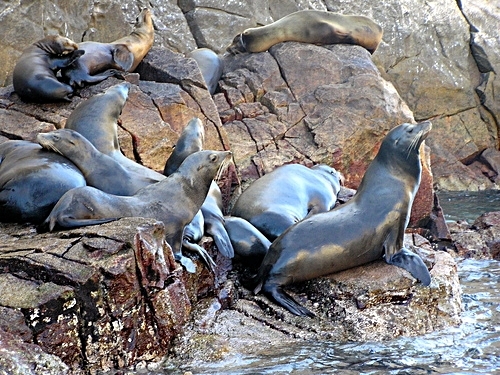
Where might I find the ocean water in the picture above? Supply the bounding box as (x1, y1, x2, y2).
(167, 258, 500, 375)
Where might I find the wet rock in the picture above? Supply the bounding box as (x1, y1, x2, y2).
(167, 233, 462, 365)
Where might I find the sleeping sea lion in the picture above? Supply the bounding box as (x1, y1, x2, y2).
(227, 10, 383, 55)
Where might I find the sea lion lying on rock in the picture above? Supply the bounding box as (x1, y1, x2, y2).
(61, 8, 154, 87)
(13, 35, 84, 102)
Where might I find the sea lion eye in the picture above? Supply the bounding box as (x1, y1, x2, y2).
(210, 154, 218, 162)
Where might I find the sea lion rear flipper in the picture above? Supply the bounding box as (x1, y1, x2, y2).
(49, 217, 118, 231)
(262, 283, 315, 318)
(111, 44, 134, 71)
(387, 248, 432, 286)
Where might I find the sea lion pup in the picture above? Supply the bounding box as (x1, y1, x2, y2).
(252, 121, 433, 317)
(43, 150, 231, 273)
(0, 140, 86, 224)
(61, 8, 154, 87)
(36, 129, 146, 196)
(187, 48, 224, 95)
(164, 117, 235, 259)
(231, 163, 342, 241)
(13, 35, 84, 102)
(65, 82, 165, 183)
(227, 10, 383, 55)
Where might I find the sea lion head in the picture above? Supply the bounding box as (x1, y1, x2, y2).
(378, 121, 432, 169)
(36, 129, 85, 156)
(226, 33, 246, 54)
(35, 35, 79, 55)
(311, 164, 344, 189)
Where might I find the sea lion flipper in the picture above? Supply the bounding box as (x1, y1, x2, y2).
(387, 248, 432, 286)
(182, 240, 216, 272)
(206, 221, 234, 258)
(111, 44, 134, 71)
(262, 283, 315, 318)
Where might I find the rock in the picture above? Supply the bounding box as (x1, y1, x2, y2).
(167, 233, 462, 364)
(0, 328, 69, 375)
(0, 218, 225, 374)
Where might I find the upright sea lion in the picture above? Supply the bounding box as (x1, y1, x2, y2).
(252, 121, 433, 317)
(227, 10, 383, 55)
(62, 8, 154, 87)
(0, 140, 86, 223)
(36, 129, 146, 196)
(43, 150, 232, 273)
(231, 163, 342, 241)
(13, 35, 84, 102)
(65, 82, 165, 183)
(164, 117, 234, 259)
(187, 48, 224, 95)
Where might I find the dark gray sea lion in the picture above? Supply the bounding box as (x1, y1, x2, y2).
(231, 163, 342, 241)
(227, 10, 383, 55)
(36, 129, 145, 196)
(252, 121, 433, 317)
(0, 140, 86, 223)
(64, 82, 165, 183)
(187, 48, 223, 95)
(224, 216, 271, 267)
(164, 117, 234, 258)
(13, 35, 84, 102)
(43, 150, 232, 273)
(61, 8, 154, 87)
(163, 117, 205, 175)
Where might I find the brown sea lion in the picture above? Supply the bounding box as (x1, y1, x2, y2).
(252, 121, 433, 317)
(61, 8, 154, 87)
(227, 10, 383, 55)
(36, 129, 146, 196)
(13, 35, 84, 102)
(231, 163, 342, 241)
(43, 150, 232, 273)
(0, 140, 86, 223)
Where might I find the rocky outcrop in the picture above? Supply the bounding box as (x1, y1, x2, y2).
(0, 218, 231, 374)
(168, 233, 461, 366)
(1, 1, 499, 189)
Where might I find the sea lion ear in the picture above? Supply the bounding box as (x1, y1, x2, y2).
(111, 44, 134, 71)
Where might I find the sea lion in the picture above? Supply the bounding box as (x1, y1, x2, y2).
(163, 117, 205, 175)
(61, 8, 154, 87)
(0, 140, 86, 224)
(252, 121, 433, 317)
(187, 48, 223, 95)
(224, 216, 271, 267)
(227, 10, 383, 55)
(13, 35, 84, 102)
(231, 163, 342, 241)
(164, 117, 234, 259)
(64, 82, 165, 183)
(43, 150, 232, 273)
(36, 129, 146, 196)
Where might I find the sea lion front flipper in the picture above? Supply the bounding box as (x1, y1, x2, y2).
(111, 44, 134, 71)
(387, 248, 432, 286)
(182, 240, 216, 273)
(205, 220, 234, 259)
